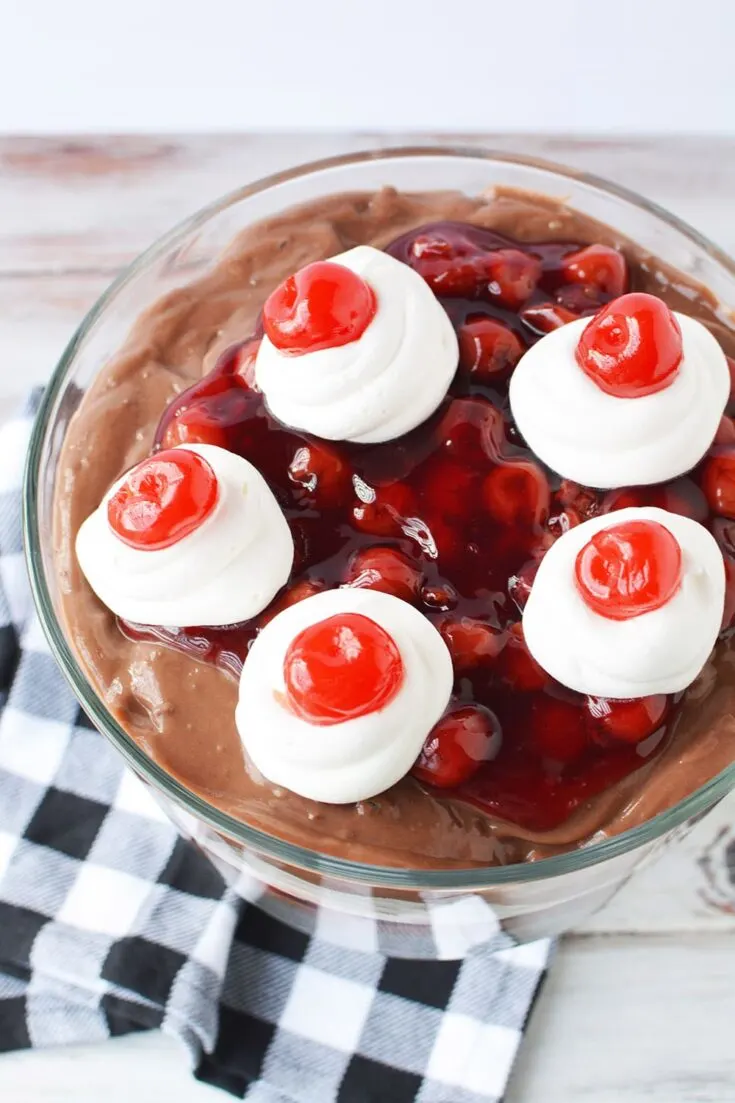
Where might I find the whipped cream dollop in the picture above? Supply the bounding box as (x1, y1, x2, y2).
(76, 443, 294, 627)
(509, 313, 729, 488)
(255, 245, 458, 443)
(522, 506, 725, 697)
(236, 588, 453, 803)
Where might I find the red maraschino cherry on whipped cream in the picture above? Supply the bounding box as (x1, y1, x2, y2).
(255, 245, 459, 443)
(235, 588, 453, 804)
(76, 443, 294, 627)
(509, 292, 730, 489)
(522, 506, 725, 698)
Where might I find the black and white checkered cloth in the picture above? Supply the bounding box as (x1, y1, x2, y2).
(0, 392, 551, 1101)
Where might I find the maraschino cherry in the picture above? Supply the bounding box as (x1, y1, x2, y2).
(575, 519, 682, 620)
(263, 261, 376, 355)
(576, 292, 683, 397)
(283, 613, 404, 726)
(107, 449, 218, 551)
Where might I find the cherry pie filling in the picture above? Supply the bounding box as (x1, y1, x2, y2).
(120, 221, 735, 835)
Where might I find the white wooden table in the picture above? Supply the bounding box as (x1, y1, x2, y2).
(1, 134, 734, 1102)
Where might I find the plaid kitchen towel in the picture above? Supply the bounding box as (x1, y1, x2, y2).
(0, 391, 552, 1102)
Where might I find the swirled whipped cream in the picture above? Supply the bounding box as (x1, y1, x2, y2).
(509, 313, 729, 488)
(236, 588, 453, 803)
(523, 506, 725, 697)
(255, 245, 458, 443)
(76, 443, 294, 627)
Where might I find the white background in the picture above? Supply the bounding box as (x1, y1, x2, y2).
(3, 0, 735, 134)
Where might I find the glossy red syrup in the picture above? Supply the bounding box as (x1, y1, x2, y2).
(120, 222, 734, 834)
(284, 613, 403, 725)
(108, 449, 218, 550)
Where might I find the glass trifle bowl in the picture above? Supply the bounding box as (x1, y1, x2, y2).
(24, 148, 735, 958)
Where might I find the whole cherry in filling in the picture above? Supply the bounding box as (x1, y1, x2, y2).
(576, 292, 683, 397)
(575, 519, 682, 620)
(262, 260, 376, 355)
(107, 449, 218, 550)
(413, 704, 502, 789)
(283, 613, 404, 725)
(560, 244, 628, 297)
(701, 447, 735, 519)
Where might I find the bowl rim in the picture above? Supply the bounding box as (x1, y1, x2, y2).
(23, 143, 735, 889)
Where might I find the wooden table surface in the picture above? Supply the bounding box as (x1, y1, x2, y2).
(1, 133, 734, 1102)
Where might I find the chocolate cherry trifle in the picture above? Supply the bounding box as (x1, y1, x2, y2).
(53, 177, 735, 882)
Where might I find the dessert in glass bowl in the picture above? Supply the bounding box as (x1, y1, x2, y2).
(26, 149, 735, 956)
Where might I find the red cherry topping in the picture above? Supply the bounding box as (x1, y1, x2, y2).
(232, 338, 261, 388)
(421, 581, 459, 611)
(288, 441, 351, 509)
(554, 284, 608, 314)
(547, 508, 582, 540)
(420, 458, 478, 520)
(435, 396, 506, 465)
(531, 697, 589, 764)
(440, 617, 503, 674)
(701, 447, 735, 518)
(351, 482, 415, 537)
(483, 460, 550, 528)
(345, 545, 423, 603)
(555, 479, 600, 520)
(257, 580, 325, 628)
(161, 405, 231, 450)
(262, 261, 376, 356)
(575, 520, 682, 620)
(560, 244, 628, 298)
(107, 449, 218, 551)
(283, 613, 403, 726)
(158, 357, 255, 453)
(457, 317, 524, 383)
(587, 694, 669, 744)
(520, 302, 578, 336)
(412, 704, 502, 789)
(576, 292, 683, 398)
(409, 233, 492, 296)
(508, 559, 540, 612)
(408, 234, 539, 304)
(602, 478, 708, 524)
(499, 622, 550, 691)
(410, 235, 454, 260)
(486, 249, 541, 309)
(417, 514, 460, 563)
(136, 218, 732, 840)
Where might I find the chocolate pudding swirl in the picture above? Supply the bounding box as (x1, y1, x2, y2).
(54, 188, 735, 868)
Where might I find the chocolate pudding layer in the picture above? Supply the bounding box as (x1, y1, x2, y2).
(54, 187, 735, 868)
